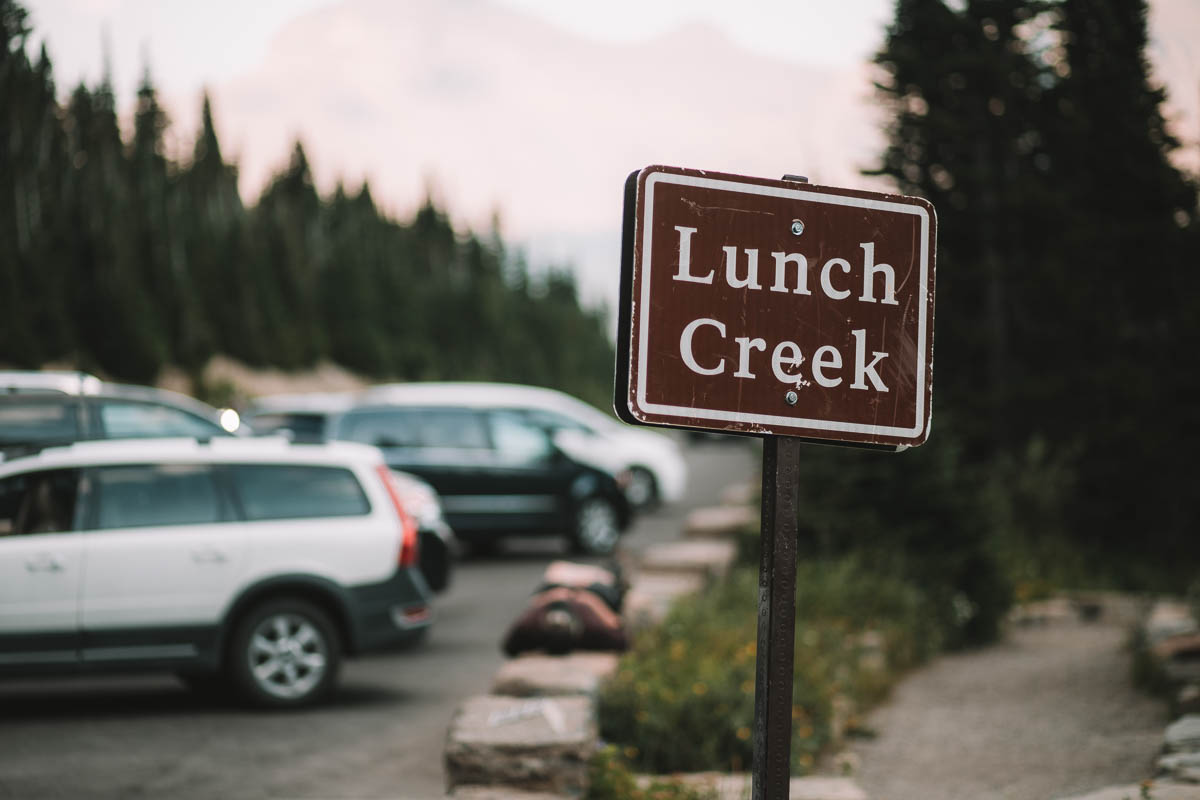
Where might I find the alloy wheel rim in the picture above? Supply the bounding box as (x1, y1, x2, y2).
(248, 613, 328, 700)
(626, 469, 655, 507)
(578, 500, 619, 553)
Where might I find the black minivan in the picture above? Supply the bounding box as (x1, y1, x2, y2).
(333, 404, 633, 555)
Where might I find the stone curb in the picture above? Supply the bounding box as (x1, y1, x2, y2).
(1052, 783, 1200, 800)
(684, 504, 758, 539)
(636, 538, 738, 581)
(444, 695, 596, 796)
(491, 653, 621, 699)
(1126, 600, 1200, 792)
(642, 772, 868, 800)
(450, 788, 569, 800)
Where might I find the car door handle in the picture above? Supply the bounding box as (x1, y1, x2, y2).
(25, 554, 64, 573)
(191, 547, 229, 564)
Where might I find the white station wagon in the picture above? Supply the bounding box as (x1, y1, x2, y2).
(0, 437, 432, 707)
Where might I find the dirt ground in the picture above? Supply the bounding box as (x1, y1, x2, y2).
(847, 614, 1171, 800)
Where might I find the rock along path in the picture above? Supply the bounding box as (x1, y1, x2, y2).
(847, 614, 1172, 800)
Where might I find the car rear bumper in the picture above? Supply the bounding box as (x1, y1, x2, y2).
(345, 567, 433, 653)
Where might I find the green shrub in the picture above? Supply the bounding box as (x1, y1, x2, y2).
(586, 746, 716, 800)
(598, 559, 935, 774)
(793, 418, 1014, 650)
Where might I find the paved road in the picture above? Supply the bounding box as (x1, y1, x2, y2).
(0, 436, 760, 800)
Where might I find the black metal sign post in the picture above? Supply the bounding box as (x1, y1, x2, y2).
(751, 435, 801, 800)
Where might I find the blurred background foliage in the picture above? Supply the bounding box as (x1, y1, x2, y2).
(0, 0, 615, 409)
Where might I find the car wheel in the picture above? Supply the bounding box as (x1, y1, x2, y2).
(626, 467, 659, 509)
(571, 497, 621, 555)
(228, 598, 341, 709)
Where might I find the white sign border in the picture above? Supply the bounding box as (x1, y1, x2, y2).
(632, 170, 932, 440)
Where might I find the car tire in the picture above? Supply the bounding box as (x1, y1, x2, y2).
(419, 532, 451, 593)
(626, 467, 659, 510)
(570, 497, 621, 556)
(176, 670, 230, 700)
(466, 536, 503, 557)
(227, 598, 341, 709)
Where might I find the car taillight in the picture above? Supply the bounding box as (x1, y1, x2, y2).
(377, 464, 419, 568)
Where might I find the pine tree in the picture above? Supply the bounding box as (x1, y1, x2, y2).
(1041, 0, 1200, 575)
(179, 92, 249, 364)
(869, 0, 1200, 588)
(126, 67, 181, 364)
(247, 140, 327, 367)
(871, 0, 1058, 453)
(63, 72, 166, 382)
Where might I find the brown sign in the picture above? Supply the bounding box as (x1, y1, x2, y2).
(615, 165, 937, 448)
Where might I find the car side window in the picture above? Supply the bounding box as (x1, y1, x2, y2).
(421, 410, 489, 449)
(489, 411, 556, 465)
(248, 412, 328, 442)
(339, 408, 489, 449)
(0, 469, 81, 536)
(523, 409, 594, 435)
(231, 465, 370, 521)
(98, 401, 223, 439)
(0, 399, 81, 450)
(88, 464, 226, 530)
(339, 410, 423, 448)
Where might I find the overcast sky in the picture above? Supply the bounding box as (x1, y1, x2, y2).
(25, 0, 893, 102)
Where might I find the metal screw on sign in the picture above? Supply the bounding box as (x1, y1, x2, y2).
(784, 390, 799, 406)
(785, 175, 808, 237)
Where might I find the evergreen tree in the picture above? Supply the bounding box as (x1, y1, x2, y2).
(0, 4, 75, 364)
(1042, 0, 1200, 577)
(869, 0, 1200, 589)
(247, 141, 327, 367)
(871, 0, 1057, 453)
(125, 67, 180, 364)
(64, 73, 165, 382)
(180, 92, 254, 364)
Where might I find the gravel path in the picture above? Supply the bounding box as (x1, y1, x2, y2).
(848, 616, 1170, 800)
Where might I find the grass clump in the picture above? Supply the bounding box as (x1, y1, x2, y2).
(586, 746, 716, 800)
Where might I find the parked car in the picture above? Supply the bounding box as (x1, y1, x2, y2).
(244, 393, 458, 591)
(0, 370, 245, 460)
(360, 383, 688, 509)
(332, 401, 635, 555)
(242, 391, 356, 444)
(0, 437, 432, 708)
